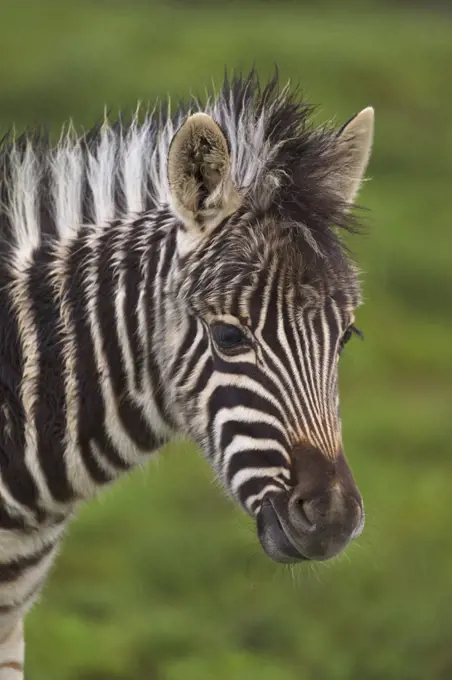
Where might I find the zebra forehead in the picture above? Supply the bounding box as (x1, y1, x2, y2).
(177, 215, 362, 315)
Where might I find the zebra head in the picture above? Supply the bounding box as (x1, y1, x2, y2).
(165, 79, 374, 564)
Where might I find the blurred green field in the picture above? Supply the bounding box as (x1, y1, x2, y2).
(1, 1, 451, 678)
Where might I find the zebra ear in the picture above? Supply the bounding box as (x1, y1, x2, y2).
(335, 106, 374, 204)
(168, 113, 241, 234)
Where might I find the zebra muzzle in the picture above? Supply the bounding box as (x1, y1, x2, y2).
(256, 446, 364, 563)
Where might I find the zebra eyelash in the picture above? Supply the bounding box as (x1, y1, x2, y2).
(350, 324, 364, 341)
(339, 323, 364, 353)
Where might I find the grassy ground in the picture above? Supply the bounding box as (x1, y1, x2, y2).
(1, 1, 451, 678)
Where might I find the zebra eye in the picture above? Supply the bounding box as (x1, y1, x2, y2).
(211, 323, 248, 352)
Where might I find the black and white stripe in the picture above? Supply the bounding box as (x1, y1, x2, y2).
(0, 71, 373, 675)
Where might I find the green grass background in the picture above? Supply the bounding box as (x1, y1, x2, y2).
(1, 1, 451, 678)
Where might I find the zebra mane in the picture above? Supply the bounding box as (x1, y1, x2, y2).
(0, 70, 360, 260)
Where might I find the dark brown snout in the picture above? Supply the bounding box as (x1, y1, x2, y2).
(257, 444, 364, 563)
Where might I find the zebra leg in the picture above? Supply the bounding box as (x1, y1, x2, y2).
(0, 616, 24, 679)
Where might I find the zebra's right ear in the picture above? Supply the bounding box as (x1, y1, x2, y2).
(167, 113, 241, 238)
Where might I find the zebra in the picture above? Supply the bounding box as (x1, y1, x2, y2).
(0, 71, 374, 677)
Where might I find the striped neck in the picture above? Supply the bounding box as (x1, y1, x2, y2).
(5, 210, 182, 516)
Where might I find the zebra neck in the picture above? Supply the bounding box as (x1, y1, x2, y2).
(64, 215, 180, 494)
(3, 214, 180, 516)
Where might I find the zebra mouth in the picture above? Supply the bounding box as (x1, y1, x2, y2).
(256, 498, 308, 564)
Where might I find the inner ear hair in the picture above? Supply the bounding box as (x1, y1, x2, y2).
(168, 113, 240, 229)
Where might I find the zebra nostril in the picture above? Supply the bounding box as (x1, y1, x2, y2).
(299, 499, 319, 526)
(288, 494, 317, 533)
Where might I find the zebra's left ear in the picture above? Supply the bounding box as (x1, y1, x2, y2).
(335, 106, 374, 204)
(168, 113, 241, 236)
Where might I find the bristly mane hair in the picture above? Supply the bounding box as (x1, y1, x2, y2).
(0, 70, 362, 277)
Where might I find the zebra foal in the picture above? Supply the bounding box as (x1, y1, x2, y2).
(0, 72, 374, 676)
